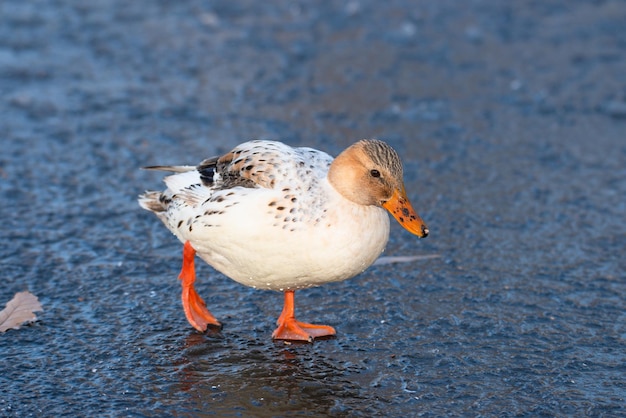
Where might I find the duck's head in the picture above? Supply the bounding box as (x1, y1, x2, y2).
(328, 139, 429, 238)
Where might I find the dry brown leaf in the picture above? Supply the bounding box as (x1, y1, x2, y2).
(0, 291, 44, 333)
(373, 254, 441, 266)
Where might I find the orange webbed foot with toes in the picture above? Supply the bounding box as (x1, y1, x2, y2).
(271, 290, 336, 342)
(179, 241, 221, 332)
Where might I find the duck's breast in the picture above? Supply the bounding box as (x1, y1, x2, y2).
(189, 182, 390, 290)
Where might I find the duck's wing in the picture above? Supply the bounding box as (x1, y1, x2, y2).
(139, 140, 333, 214)
(204, 140, 324, 191)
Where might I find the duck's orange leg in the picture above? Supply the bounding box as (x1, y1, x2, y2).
(179, 241, 221, 332)
(272, 290, 336, 342)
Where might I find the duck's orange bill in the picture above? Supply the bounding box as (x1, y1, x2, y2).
(382, 188, 429, 238)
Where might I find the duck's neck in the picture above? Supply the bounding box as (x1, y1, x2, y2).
(327, 147, 370, 206)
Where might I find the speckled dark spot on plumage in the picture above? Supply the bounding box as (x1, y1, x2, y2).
(189, 225, 193, 232)
(291, 197, 297, 202)
(277, 206, 285, 211)
(219, 171, 257, 189)
(158, 194, 169, 203)
(204, 209, 224, 216)
(268, 201, 276, 207)
(289, 208, 296, 214)
(177, 220, 183, 228)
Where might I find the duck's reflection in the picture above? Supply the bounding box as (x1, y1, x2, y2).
(172, 331, 363, 415)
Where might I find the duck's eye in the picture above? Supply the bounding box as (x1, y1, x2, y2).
(370, 169, 381, 178)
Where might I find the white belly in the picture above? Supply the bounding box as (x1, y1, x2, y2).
(189, 197, 390, 291)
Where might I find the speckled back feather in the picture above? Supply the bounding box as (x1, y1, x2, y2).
(139, 140, 334, 219)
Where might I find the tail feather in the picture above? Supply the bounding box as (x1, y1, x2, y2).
(142, 165, 196, 173)
(138, 191, 167, 213)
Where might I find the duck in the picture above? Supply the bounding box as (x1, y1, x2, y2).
(138, 139, 428, 342)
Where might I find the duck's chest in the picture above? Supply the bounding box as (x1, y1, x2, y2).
(191, 186, 391, 290)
